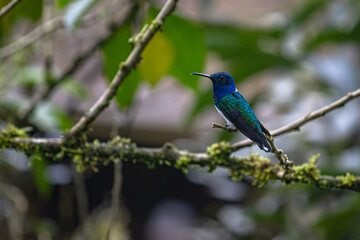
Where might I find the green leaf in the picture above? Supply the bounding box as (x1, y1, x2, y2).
(51, 107, 73, 131)
(164, 14, 206, 90)
(0, 0, 43, 36)
(57, 0, 74, 8)
(102, 24, 140, 109)
(205, 24, 289, 81)
(14, 65, 44, 87)
(30, 103, 73, 131)
(115, 70, 140, 109)
(32, 157, 52, 197)
(290, 0, 326, 25)
(64, 0, 98, 30)
(141, 33, 175, 85)
(14, 0, 43, 21)
(316, 196, 360, 240)
(60, 78, 88, 100)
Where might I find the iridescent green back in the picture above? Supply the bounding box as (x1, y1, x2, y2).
(214, 92, 262, 132)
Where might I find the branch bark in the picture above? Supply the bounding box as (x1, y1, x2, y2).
(1, 87, 359, 192)
(0, 0, 21, 19)
(2, 134, 360, 192)
(17, 3, 137, 121)
(230, 88, 360, 149)
(64, 0, 179, 139)
(0, 0, 121, 60)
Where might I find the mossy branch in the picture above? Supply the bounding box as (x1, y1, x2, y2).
(1, 127, 359, 192)
(64, 0, 178, 140)
(17, 3, 137, 122)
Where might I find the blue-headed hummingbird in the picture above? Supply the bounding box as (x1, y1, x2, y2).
(192, 72, 271, 152)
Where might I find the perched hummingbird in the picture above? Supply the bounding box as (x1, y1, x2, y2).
(192, 72, 271, 152)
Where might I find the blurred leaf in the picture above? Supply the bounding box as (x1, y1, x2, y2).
(0, 0, 43, 37)
(30, 102, 72, 131)
(64, 0, 98, 30)
(60, 78, 88, 100)
(31, 157, 52, 197)
(205, 24, 289, 81)
(13, 0, 43, 21)
(316, 195, 360, 240)
(218, 129, 237, 142)
(51, 107, 73, 131)
(164, 14, 206, 90)
(305, 22, 360, 50)
(115, 70, 140, 109)
(102, 24, 140, 109)
(141, 33, 174, 85)
(57, 0, 74, 8)
(290, 0, 326, 25)
(102, 25, 132, 80)
(14, 65, 44, 87)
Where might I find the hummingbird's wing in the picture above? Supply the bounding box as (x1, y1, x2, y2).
(217, 92, 271, 152)
(227, 109, 271, 151)
(259, 121, 271, 137)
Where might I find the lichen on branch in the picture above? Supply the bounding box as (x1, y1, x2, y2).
(0, 125, 359, 192)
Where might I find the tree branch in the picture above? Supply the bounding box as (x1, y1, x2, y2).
(17, 3, 137, 122)
(229, 88, 360, 149)
(0, 0, 121, 60)
(105, 160, 122, 240)
(0, 0, 21, 19)
(64, 0, 179, 139)
(1, 86, 359, 192)
(1, 134, 359, 192)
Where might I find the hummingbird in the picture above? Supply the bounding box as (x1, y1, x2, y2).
(192, 72, 271, 152)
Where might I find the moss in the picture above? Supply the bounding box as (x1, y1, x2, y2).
(206, 141, 233, 171)
(128, 23, 149, 47)
(293, 153, 321, 183)
(29, 153, 44, 166)
(338, 172, 358, 186)
(226, 153, 278, 187)
(151, 19, 162, 33)
(0, 124, 29, 149)
(174, 156, 191, 173)
(1, 124, 29, 138)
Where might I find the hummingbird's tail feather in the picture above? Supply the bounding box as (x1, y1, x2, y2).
(258, 136, 271, 153)
(259, 121, 271, 137)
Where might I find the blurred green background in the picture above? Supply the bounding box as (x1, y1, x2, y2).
(0, 0, 360, 239)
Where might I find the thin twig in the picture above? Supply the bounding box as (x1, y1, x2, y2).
(0, 16, 62, 60)
(265, 135, 293, 175)
(2, 88, 360, 192)
(0, 0, 21, 19)
(230, 88, 360, 149)
(17, 3, 137, 121)
(72, 164, 89, 224)
(43, 0, 54, 87)
(105, 160, 122, 240)
(0, 0, 122, 60)
(0, 181, 28, 240)
(64, 0, 179, 139)
(212, 123, 294, 173)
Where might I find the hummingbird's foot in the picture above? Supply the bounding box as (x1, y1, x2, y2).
(225, 124, 237, 132)
(212, 122, 237, 132)
(225, 124, 232, 132)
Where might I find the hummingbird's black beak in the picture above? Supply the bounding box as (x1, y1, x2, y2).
(191, 72, 212, 79)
